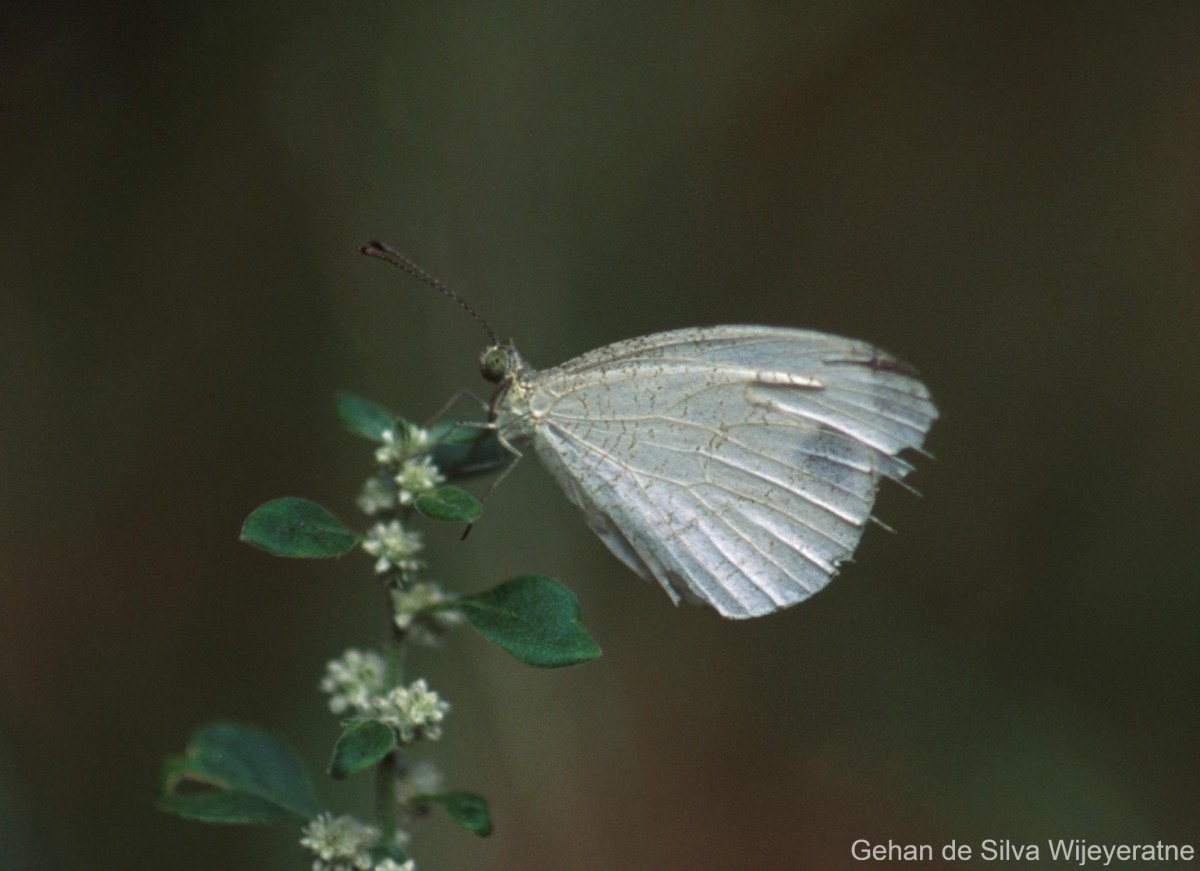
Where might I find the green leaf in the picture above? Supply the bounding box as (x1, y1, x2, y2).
(428, 421, 507, 480)
(240, 497, 360, 558)
(334, 392, 397, 442)
(452, 576, 602, 668)
(420, 791, 492, 837)
(329, 720, 396, 780)
(158, 723, 318, 824)
(414, 486, 483, 523)
(157, 789, 306, 824)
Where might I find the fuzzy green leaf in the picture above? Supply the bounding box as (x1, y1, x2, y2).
(329, 720, 396, 780)
(240, 497, 360, 558)
(334, 393, 398, 442)
(414, 486, 483, 523)
(428, 421, 507, 480)
(420, 791, 492, 837)
(158, 723, 318, 824)
(452, 576, 601, 668)
(157, 789, 302, 824)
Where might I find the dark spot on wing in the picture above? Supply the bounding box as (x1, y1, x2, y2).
(826, 347, 921, 378)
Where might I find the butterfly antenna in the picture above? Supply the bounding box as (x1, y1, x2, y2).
(359, 240, 498, 345)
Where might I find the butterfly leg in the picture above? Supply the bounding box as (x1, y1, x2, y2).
(482, 428, 524, 501)
(412, 393, 507, 478)
(421, 389, 489, 429)
(456, 424, 524, 540)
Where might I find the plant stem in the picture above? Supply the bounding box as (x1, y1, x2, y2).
(376, 750, 400, 844)
(376, 565, 410, 844)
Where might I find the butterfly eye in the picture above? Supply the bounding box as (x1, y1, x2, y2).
(479, 346, 510, 383)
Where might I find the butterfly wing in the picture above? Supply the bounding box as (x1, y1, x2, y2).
(510, 326, 937, 619)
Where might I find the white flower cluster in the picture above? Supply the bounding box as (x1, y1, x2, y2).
(370, 679, 450, 744)
(394, 456, 445, 506)
(357, 475, 398, 515)
(319, 655, 449, 746)
(373, 424, 431, 467)
(299, 813, 379, 871)
(321, 654, 449, 743)
(361, 520, 424, 575)
(361, 425, 446, 517)
(320, 649, 386, 716)
(398, 759, 443, 801)
(359, 465, 447, 521)
(391, 582, 464, 645)
(299, 813, 416, 871)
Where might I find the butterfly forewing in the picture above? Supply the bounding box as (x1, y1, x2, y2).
(499, 326, 937, 619)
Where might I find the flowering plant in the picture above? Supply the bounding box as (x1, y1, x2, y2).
(158, 395, 601, 870)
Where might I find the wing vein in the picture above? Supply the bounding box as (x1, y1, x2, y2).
(619, 437, 864, 545)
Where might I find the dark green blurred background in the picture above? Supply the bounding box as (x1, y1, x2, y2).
(3, 3, 1199, 869)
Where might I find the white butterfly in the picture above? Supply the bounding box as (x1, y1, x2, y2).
(364, 243, 937, 619)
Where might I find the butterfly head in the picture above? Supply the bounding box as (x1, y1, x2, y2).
(480, 343, 524, 385)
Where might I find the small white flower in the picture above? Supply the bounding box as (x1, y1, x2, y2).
(373, 859, 416, 871)
(357, 475, 398, 515)
(320, 649, 386, 716)
(373, 428, 403, 466)
(391, 583, 463, 642)
(394, 456, 446, 505)
(374, 424, 432, 467)
(399, 759, 443, 800)
(362, 520, 423, 575)
(300, 813, 379, 871)
(371, 679, 449, 743)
